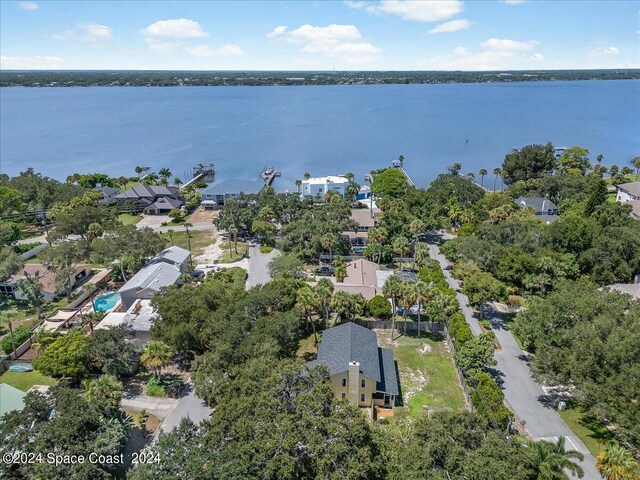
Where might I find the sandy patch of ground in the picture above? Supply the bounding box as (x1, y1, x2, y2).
(136, 214, 171, 229)
(194, 233, 223, 265)
(187, 207, 218, 226)
(419, 344, 432, 355)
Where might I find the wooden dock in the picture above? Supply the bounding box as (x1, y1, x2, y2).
(261, 166, 281, 186)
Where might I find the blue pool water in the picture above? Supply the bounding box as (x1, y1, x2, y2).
(94, 293, 121, 312)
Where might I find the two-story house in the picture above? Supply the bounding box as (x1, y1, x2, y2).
(115, 184, 184, 214)
(301, 176, 349, 199)
(306, 322, 398, 412)
(615, 182, 640, 220)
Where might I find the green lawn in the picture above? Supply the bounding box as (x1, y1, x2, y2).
(161, 230, 216, 258)
(219, 241, 248, 263)
(117, 213, 142, 226)
(377, 330, 465, 419)
(0, 370, 58, 392)
(557, 403, 614, 456)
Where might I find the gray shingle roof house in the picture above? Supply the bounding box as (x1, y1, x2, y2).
(117, 246, 190, 308)
(116, 184, 183, 214)
(515, 197, 560, 223)
(307, 322, 398, 411)
(94, 185, 120, 205)
(200, 178, 264, 209)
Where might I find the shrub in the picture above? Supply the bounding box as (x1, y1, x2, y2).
(481, 319, 491, 329)
(259, 245, 273, 254)
(505, 295, 525, 309)
(471, 372, 512, 430)
(1, 326, 31, 354)
(449, 312, 473, 347)
(368, 295, 392, 319)
(32, 331, 88, 378)
(146, 376, 166, 397)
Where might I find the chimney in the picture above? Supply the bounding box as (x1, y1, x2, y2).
(348, 361, 360, 405)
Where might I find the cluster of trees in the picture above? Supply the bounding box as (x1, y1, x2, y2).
(514, 281, 640, 448)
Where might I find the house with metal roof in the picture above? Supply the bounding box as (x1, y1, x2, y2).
(307, 322, 399, 411)
(148, 246, 191, 272)
(515, 197, 560, 223)
(0, 383, 26, 416)
(200, 178, 264, 209)
(115, 184, 184, 214)
(118, 262, 182, 309)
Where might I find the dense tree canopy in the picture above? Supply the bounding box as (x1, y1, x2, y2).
(501, 143, 556, 184)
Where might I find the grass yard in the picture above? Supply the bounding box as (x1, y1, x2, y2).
(117, 213, 142, 226)
(377, 330, 466, 420)
(297, 330, 320, 362)
(0, 370, 58, 392)
(161, 229, 216, 258)
(219, 241, 248, 263)
(557, 403, 614, 456)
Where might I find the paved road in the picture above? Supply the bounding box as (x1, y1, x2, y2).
(160, 383, 212, 433)
(426, 231, 602, 480)
(246, 245, 279, 289)
(121, 394, 176, 420)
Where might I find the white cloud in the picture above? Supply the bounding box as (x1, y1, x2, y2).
(267, 26, 288, 38)
(1, 55, 63, 70)
(271, 23, 381, 64)
(19, 1, 39, 10)
(503, 0, 525, 4)
(140, 19, 210, 53)
(636, 30, 640, 37)
(428, 19, 472, 34)
(54, 22, 113, 42)
(480, 38, 538, 51)
(588, 46, 620, 57)
(185, 43, 244, 57)
(346, 0, 463, 22)
(423, 37, 543, 70)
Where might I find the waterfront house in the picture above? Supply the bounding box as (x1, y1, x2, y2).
(615, 182, 640, 220)
(515, 197, 560, 223)
(307, 322, 398, 411)
(615, 182, 640, 202)
(0, 264, 91, 302)
(115, 185, 184, 214)
(200, 178, 264, 209)
(94, 185, 120, 205)
(301, 176, 349, 199)
(148, 246, 191, 272)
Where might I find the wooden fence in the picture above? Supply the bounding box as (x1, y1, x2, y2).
(352, 318, 444, 334)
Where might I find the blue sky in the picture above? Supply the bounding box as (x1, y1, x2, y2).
(1, 0, 639, 70)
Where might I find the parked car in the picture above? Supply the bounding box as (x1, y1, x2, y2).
(191, 269, 205, 279)
(317, 266, 334, 276)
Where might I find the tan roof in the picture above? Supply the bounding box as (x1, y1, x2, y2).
(9, 264, 90, 295)
(617, 182, 640, 197)
(333, 284, 380, 300)
(350, 209, 376, 228)
(343, 259, 379, 287)
(49, 310, 77, 322)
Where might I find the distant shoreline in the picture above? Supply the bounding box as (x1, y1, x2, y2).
(2, 69, 639, 87)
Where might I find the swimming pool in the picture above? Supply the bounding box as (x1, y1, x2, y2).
(94, 293, 121, 312)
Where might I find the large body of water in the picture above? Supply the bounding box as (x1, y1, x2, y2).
(1, 80, 639, 188)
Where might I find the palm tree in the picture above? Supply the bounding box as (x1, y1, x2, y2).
(296, 287, 318, 344)
(82, 374, 123, 413)
(303, 172, 311, 180)
(135, 166, 143, 179)
(447, 201, 463, 229)
(158, 168, 172, 182)
(314, 279, 334, 327)
(143, 172, 159, 185)
(173, 177, 183, 187)
(331, 291, 353, 322)
(610, 165, 619, 177)
(392, 236, 410, 273)
(596, 441, 639, 480)
(87, 222, 104, 242)
(141, 341, 173, 380)
(334, 263, 347, 283)
(414, 242, 429, 270)
(398, 155, 404, 168)
(346, 181, 360, 205)
(493, 168, 502, 192)
(383, 275, 402, 340)
(479, 168, 488, 188)
(398, 281, 418, 335)
(632, 156, 640, 180)
(414, 280, 433, 335)
(295, 179, 302, 194)
(529, 437, 584, 480)
(368, 227, 388, 265)
(409, 219, 425, 270)
(452, 162, 462, 175)
(167, 229, 175, 246)
(321, 233, 336, 263)
(183, 222, 194, 267)
(0, 312, 19, 360)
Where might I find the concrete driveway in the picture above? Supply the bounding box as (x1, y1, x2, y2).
(160, 383, 212, 433)
(136, 214, 172, 230)
(246, 245, 279, 289)
(121, 394, 176, 420)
